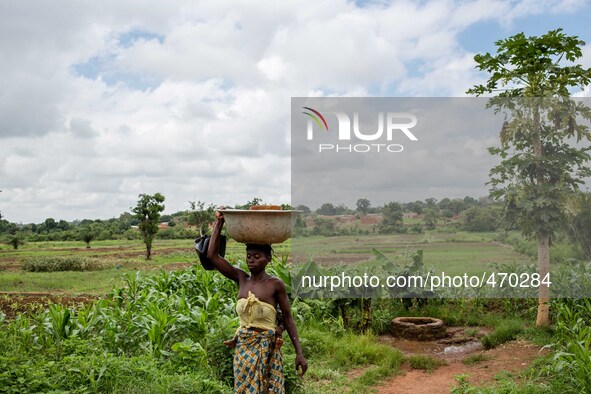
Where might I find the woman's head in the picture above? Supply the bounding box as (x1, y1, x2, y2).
(245, 243, 273, 273)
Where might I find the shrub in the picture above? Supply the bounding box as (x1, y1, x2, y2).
(22, 256, 114, 272)
(480, 321, 523, 349)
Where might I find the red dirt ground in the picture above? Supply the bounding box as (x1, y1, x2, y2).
(375, 339, 548, 393)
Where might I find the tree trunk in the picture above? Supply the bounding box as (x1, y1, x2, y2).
(533, 105, 551, 327)
(146, 244, 152, 260)
(360, 298, 372, 332)
(536, 230, 550, 327)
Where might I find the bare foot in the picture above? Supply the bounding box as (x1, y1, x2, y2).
(224, 338, 237, 349)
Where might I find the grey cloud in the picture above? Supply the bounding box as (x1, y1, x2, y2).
(69, 118, 98, 138)
(291, 97, 505, 209)
(0, 76, 64, 138)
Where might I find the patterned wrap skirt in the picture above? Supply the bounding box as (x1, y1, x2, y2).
(233, 328, 285, 394)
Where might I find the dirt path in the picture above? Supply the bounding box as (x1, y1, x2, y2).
(375, 340, 547, 393)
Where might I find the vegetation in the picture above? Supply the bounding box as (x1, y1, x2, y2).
(7, 233, 24, 250)
(406, 354, 446, 372)
(3, 26, 591, 394)
(467, 28, 591, 327)
(0, 259, 413, 393)
(22, 256, 114, 272)
(0, 195, 505, 243)
(188, 200, 216, 236)
(355, 198, 370, 215)
(480, 320, 524, 350)
(462, 353, 489, 366)
(132, 193, 166, 260)
(1, 236, 590, 392)
(79, 227, 96, 248)
(379, 201, 404, 234)
(566, 192, 591, 260)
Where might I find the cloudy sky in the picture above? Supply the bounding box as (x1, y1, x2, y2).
(1, 0, 591, 223)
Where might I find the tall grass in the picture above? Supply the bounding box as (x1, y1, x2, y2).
(546, 299, 591, 392)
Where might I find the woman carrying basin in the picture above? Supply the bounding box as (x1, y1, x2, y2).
(206, 210, 307, 393)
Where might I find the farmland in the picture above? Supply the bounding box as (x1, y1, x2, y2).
(1, 228, 590, 393)
(0, 232, 531, 294)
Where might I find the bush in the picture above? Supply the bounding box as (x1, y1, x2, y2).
(22, 256, 114, 272)
(461, 206, 501, 232)
(480, 321, 524, 349)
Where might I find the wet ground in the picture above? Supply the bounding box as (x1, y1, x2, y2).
(378, 325, 490, 361)
(375, 325, 547, 393)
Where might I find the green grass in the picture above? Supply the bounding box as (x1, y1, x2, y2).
(481, 320, 525, 350)
(406, 354, 446, 372)
(292, 232, 532, 277)
(3, 232, 535, 293)
(0, 238, 295, 293)
(0, 269, 138, 294)
(301, 327, 404, 393)
(463, 353, 489, 366)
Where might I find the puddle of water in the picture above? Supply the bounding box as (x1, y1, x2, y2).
(378, 326, 487, 360)
(443, 341, 483, 355)
(378, 336, 447, 356)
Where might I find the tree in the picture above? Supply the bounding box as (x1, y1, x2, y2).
(317, 203, 337, 215)
(333, 203, 349, 215)
(379, 202, 404, 233)
(188, 200, 215, 236)
(132, 193, 165, 260)
(7, 233, 24, 250)
(424, 198, 437, 209)
(462, 206, 501, 232)
(356, 198, 371, 215)
(296, 205, 311, 214)
(449, 199, 466, 215)
(438, 198, 451, 211)
(463, 196, 478, 207)
(79, 226, 96, 248)
(467, 29, 591, 327)
(43, 218, 57, 232)
(423, 208, 440, 230)
(57, 220, 70, 231)
(566, 193, 591, 260)
(406, 200, 425, 214)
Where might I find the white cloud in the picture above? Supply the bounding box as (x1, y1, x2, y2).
(0, 0, 589, 222)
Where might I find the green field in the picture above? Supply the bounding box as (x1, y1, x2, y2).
(0, 232, 587, 393)
(293, 231, 532, 276)
(0, 232, 531, 294)
(0, 238, 291, 293)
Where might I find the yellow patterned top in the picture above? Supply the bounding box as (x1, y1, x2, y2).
(236, 291, 277, 331)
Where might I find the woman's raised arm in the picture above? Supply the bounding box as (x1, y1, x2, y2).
(206, 212, 244, 283)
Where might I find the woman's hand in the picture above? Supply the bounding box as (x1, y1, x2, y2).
(295, 353, 308, 377)
(215, 208, 225, 223)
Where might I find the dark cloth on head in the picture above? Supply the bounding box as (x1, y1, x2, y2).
(245, 243, 273, 257)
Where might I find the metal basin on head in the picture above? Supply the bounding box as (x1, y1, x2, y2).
(221, 209, 301, 244)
